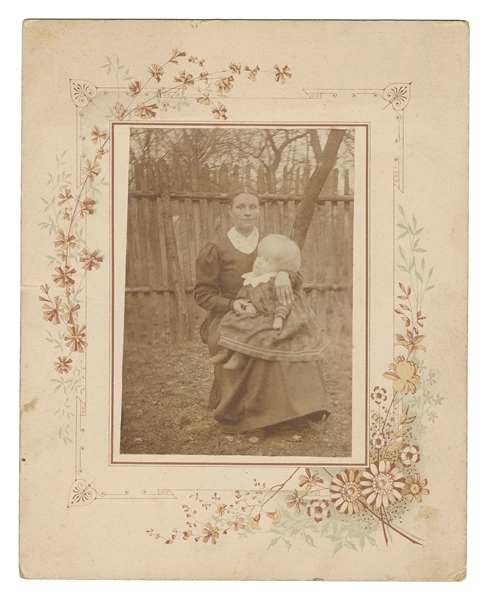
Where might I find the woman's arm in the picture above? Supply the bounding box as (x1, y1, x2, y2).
(274, 270, 301, 305)
(193, 243, 234, 314)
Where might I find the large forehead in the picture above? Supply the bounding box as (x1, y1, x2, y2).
(258, 237, 285, 255)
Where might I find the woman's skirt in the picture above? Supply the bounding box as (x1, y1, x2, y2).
(206, 312, 329, 433)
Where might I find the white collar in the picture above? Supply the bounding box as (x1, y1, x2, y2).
(227, 226, 259, 254)
(241, 271, 278, 287)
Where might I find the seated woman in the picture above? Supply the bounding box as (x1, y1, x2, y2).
(194, 187, 330, 444)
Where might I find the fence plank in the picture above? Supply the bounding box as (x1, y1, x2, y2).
(126, 182, 354, 343)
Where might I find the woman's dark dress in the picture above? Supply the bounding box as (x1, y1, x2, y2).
(194, 235, 329, 434)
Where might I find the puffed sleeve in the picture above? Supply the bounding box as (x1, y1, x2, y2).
(193, 243, 234, 314)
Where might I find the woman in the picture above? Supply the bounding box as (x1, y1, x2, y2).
(194, 187, 329, 444)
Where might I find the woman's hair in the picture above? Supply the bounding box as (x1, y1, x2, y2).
(228, 186, 260, 207)
(258, 234, 301, 273)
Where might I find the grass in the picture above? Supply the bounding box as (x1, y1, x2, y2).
(120, 336, 352, 458)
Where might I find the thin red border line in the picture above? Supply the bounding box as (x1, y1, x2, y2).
(365, 122, 370, 465)
(109, 122, 369, 467)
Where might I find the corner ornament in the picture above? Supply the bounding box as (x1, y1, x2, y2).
(382, 83, 411, 112)
(70, 79, 98, 107)
(68, 478, 97, 507)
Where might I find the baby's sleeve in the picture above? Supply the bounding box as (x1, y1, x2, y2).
(236, 285, 250, 300)
(274, 304, 291, 320)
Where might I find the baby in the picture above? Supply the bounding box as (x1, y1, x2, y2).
(211, 234, 327, 369)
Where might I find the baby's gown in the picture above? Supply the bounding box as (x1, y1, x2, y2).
(218, 273, 328, 362)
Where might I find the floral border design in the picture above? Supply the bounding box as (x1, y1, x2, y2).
(38, 50, 436, 552)
(146, 207, 436, 551)
(40, 51, 296, 500)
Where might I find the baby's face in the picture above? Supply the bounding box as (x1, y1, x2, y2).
(253, 251, 279, 277)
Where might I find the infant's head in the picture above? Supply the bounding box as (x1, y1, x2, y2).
(252, 234, 301, 277)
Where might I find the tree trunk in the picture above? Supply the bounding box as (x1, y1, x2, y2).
(291, 129, 346, 249)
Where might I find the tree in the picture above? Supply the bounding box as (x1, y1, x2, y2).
(291, 129, 346, 250)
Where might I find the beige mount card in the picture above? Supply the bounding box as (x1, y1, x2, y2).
(20, 20, 468, 580)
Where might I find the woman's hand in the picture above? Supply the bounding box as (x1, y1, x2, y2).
(274, 271, 293, 305)
(233, 299, 251, 314)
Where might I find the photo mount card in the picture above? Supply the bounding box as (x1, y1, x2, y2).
(20, 20, 468, 580)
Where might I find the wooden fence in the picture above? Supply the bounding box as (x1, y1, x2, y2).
(124, 160, 354, 345)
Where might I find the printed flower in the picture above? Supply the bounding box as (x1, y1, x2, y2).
(360, 460, 405, 509)
(330, 469, 367, 515)
(395, 330, 426, 354)
(212, 103, 228, 121)
(274, 64, 292, 84)
(371, 432, 387, 451)
(247, 514, 262, 530)
(285, 489, 307, 513)
(201, 523, 219, 544)
(228, 61, 242, 75)
(129, 80, 142, 97)
(265, 510, 282, 525)
(169, 48, 186, 64)
(371, 386, 388, 404)
(244, 66, 259, 81)
(227, 517, 245, 531)
(64, 324, 87, 353)
(60, 301, 80, 325)
(82, 160, 100, 182)
(114, 102, 126, 119)
(198, 71, 209, 84)
(196, 93, 210, 106)
(43, 296, 62, 325)
(55, 356, 73, 374)
(62, 209, 71, 220)
(215, 75, 234, 93)
(91, 125, 107, 144)
(80, 198, 96, 217)
(399, 445, 420, 467)
(58, 188, 73, 206)
(182, 530, 193, 540)
(134, 103, 158, 119)
(148, 64, 164, 82)
(383, 356, 421, 395)
(52, 265, 76, 288)
(54, 229, 76, 250)
(306, 499, 331, 523)
(174, 70, 195, 89)
(215, 504, 227, 516)
(402, 474, 430, 503)
(80, 249, 103, 271)
(298, 468, 324, 491)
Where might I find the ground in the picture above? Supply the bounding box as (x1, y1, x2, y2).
(120, 338, 352, 458)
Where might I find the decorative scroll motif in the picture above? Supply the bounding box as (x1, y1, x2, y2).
(68, 479, 97, 507)
(70, 80, 98, 107)
(382, 83, 411, 112)
(303, 83, 411, 191)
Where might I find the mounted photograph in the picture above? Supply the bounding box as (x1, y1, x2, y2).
(118, 125, 356, 458)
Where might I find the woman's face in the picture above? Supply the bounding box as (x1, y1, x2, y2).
(229, 193, 260, 236)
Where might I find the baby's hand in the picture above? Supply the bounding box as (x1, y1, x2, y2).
(233, 299, 250, 314)
(273, 316, 284, 330)
(245, 303, 257, 315)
